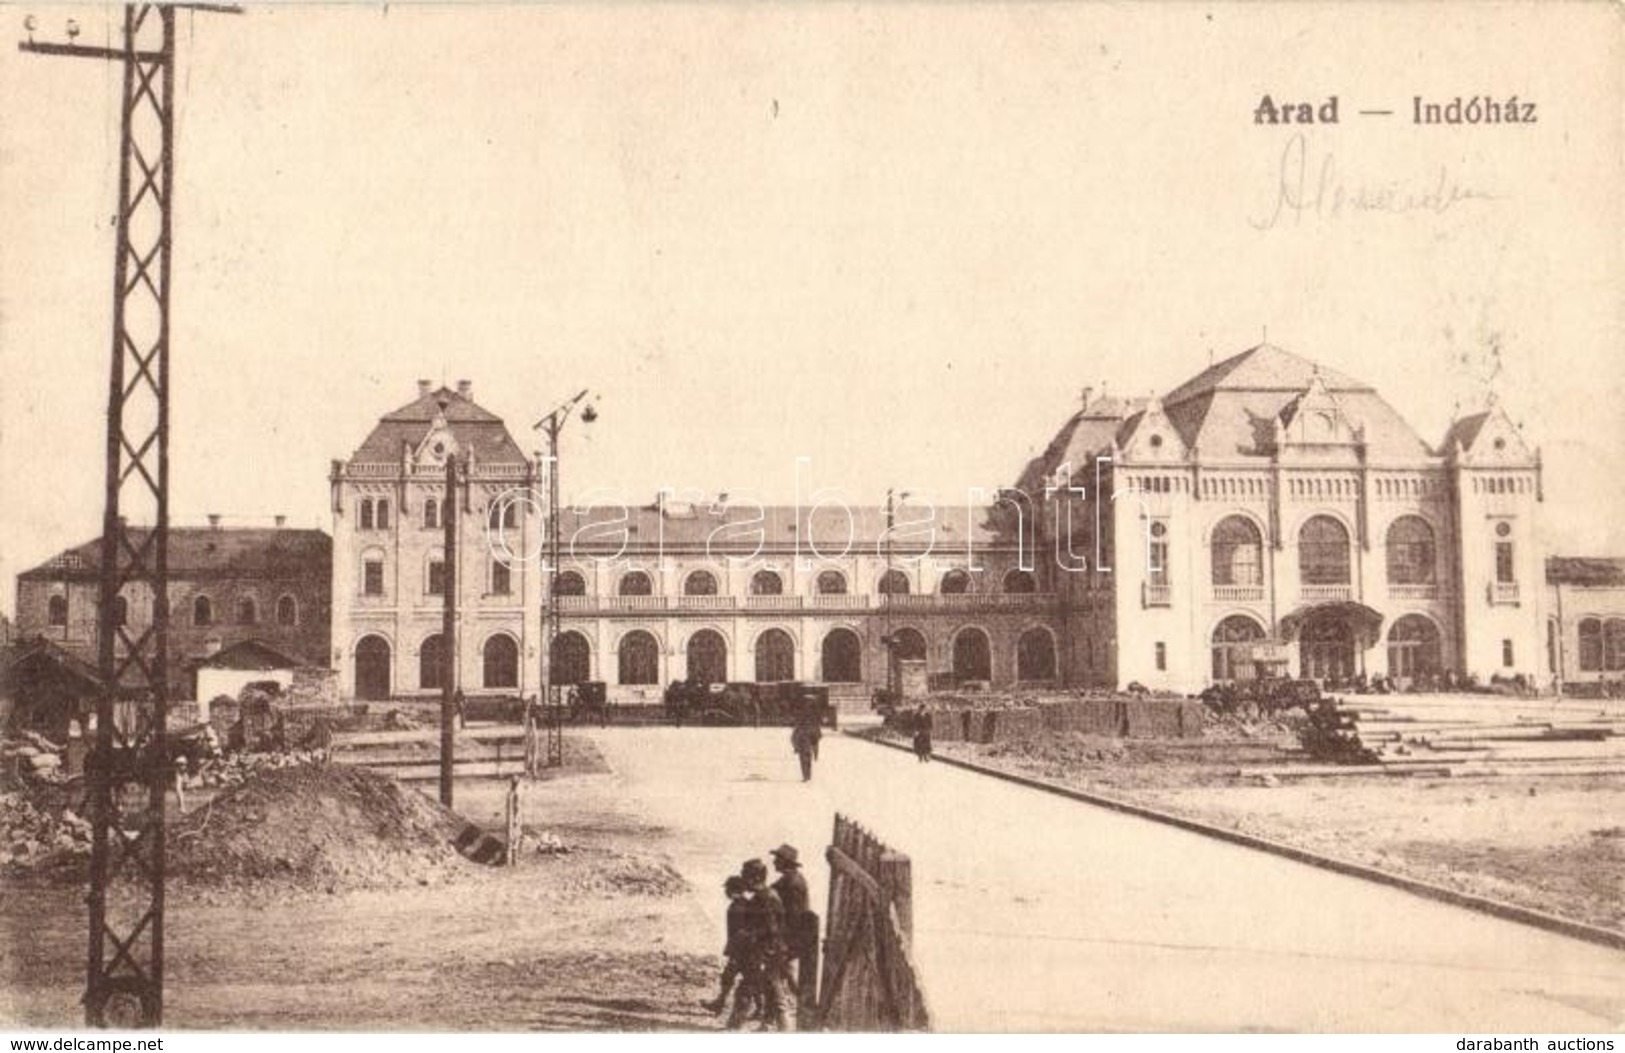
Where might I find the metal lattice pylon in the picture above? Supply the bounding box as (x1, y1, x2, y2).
(20, 3, 235, 1026)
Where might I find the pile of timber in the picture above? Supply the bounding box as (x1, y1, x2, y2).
(329, 726, 529, 782)
(1337, 695, 1625, 778)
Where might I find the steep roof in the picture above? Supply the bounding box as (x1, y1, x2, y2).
(1163, 344, 1369, 405)
(19, 529, 331, 581)
(349, 386, 529, 466)
(1547, 557, 1625, 588)
(1439, 411, 1491, 453)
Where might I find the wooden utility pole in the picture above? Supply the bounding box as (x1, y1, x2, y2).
(440, 454, 459, 807)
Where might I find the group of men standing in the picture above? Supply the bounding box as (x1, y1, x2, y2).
(704, 843, 817, 1030)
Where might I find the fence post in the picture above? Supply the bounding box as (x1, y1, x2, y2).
(878, 851, 913, 947)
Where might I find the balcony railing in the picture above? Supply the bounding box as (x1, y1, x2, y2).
(745, 594, 804, 610)
(1142, 583, 1172, 608)
(1389, 583, 1439, 601)
(1488, 581, 1520, 606)
(1211, 584, 1265, 603)
(1300, 584, 1353, 602)
(549, 592, 1061, 614)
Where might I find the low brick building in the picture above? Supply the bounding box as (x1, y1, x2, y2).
(14, 524, 331, 700)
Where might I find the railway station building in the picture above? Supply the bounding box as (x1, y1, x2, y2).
(330, 345, 1561, 701)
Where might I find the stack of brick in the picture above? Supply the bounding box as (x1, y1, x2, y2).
(1120, 698, 1205, 739)
(987, 707, 1044, 742)
(284, 667, 338, 708)
(929, 710, 962, 742)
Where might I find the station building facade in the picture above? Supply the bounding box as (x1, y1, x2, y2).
(332, 346, 1566, 700)
(329, 383, 1053, 702)
(1018, 344, 1549, 693)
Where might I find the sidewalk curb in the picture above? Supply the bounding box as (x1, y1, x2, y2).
(851, 730, 1625, 952)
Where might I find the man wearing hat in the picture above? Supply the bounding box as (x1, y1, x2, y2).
(770, 844, 814, 1017)
(702, 874, 755, 1017)
(730, 858, 788, 1031)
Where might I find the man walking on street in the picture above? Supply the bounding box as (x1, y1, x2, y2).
(791, 721, 817, 782)
(730, 858, 788, 1031)
(770, 843, 814, 1017)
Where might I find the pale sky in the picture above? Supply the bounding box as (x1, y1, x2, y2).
(1, 2, 1621, 617)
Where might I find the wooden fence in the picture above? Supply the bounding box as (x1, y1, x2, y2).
(818, 814, 930, 1031)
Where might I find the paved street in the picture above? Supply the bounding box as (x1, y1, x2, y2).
(587, 727, 1625, 1032)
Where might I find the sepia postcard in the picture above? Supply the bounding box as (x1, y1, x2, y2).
(0, 0, 1621, 1038)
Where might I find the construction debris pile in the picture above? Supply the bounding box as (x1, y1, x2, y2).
(1, 791, 90, 867)
(168, 762, 471, 896)
(3, 731, 68, 783)
(888, 692, 1207, 743)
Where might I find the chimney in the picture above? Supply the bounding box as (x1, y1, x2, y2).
(1079, 386, 1093, 411)
(456, 379, 472, 399)
(417, 379, 432, 396)
(274, 515, 287, 529)
(208, 514, 222, 530)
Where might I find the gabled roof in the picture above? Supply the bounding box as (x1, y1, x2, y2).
(349, 386, 529, 466)
(1, 635, 104, 693)
(19, 529, 330, 581)
(189, 638, 307, 670)
(1547, 557, 1625, 588)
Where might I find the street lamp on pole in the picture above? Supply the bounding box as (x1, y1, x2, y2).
(533, 389, 596, 770)
(883, 488, 911, 701)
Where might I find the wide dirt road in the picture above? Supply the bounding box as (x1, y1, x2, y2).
(591, 727, 1625, 1032)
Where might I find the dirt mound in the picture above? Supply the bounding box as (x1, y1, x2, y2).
(169, 761, 471, 895)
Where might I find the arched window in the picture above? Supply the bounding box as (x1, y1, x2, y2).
(877, 570, 910, 596)
(1607, 619, 1625, 673)
(423, 497, 439, 530)
(619, 570, 653, 596)
(1211, 615, 1265, 681)
(1385, 516, 1436, 584)
(816, 570, 847, 595)
(1017, 628, 1056, 681)
(193, 595, 213, 627)
(939, 569, 972, 595)
(1387, 615, 1441, 679)
(890, 627, 927, 661)
(1299, 516, 1351, 585)
(952, 628, 992, 683)
(555, 570, 587, 597)
(618, 630, 660, 685)
(750, 570, 784, 596)
(47, 594, 68, 627)
(276, 594, 298, 626)
(419, 633, 445, 690)
(1211, 516, 1263, 587)
(754, 629, 796, 683)
(684, 570, 719, 596)
(822, 628, 862, 683)
(376, 499, 391, 530)
(359, 498, 374, 530)
(551, 631, 591, 685)
(483, 634, 519, 689)
(686, 629, 728, 684)
(110, 595, 129, 628)
(488, 500, 517, 530)
(236, 597, 258, 626)
(1578, 618, 1603, 672)
(1002, 569, 1037, 594)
